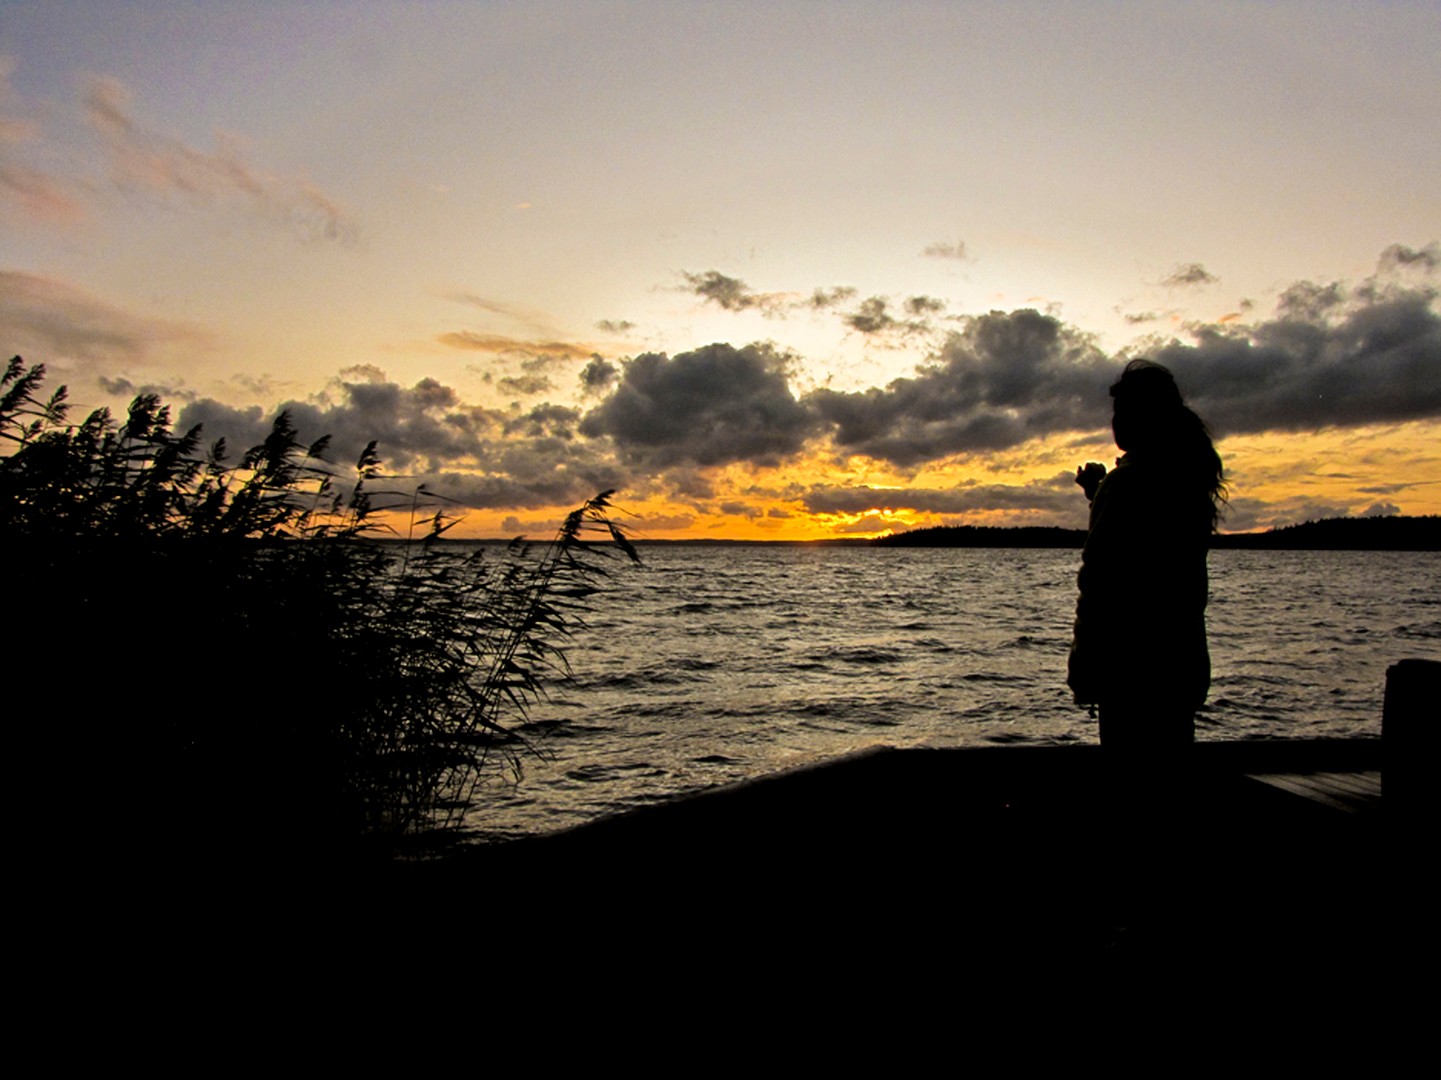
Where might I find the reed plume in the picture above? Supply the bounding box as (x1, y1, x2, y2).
(2, 357, 636, 854)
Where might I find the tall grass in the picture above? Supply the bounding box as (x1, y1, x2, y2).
(2, 356, 636, 854)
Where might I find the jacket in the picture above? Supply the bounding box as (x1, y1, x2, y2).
(1067, 453, 1212, 709)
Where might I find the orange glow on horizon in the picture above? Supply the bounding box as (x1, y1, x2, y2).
(419, 417, 1441, 541)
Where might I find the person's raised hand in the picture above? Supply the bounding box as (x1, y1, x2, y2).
(1076, 461, 1107, 500)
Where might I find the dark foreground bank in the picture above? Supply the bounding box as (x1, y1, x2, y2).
(30, 665, 1422, 1008)
(402, 736, 1393, 971)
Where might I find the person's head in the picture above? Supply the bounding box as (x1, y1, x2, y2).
(1109, 358, 1184, 453)
(1109, 358, 1227, 526)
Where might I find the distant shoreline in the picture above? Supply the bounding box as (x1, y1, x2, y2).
(418, 514, 1441, 551)
(872, 515, 1440, 551)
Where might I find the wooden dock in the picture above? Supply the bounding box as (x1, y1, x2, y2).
(403, 661, 1432, 975)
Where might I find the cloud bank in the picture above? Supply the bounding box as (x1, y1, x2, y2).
(178, 372, 624, 511)
(1155, 280, 1441, 436)
(808, 308, 1111, 466)
(26, 244, 1434, 532)
(579, 342, 816, 468)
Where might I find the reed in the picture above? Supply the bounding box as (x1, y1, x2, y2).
(2, 357, 636, 853)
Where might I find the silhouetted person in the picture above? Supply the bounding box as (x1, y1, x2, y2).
(1068, 359, 1226, 751)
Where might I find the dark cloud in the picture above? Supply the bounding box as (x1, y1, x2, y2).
(96, 374, 195, 402)
(412, 458, 625, 513)
(905, 295, 945, 316)
(226, 372, 279, 398)
(337, 364, 386, 383)
(683, 271, 939, 337)
(682, 270, 751, 310)
(500, 513, 564, 535)
(179, 375, 496, 472)
(595, 319, 635, 334)
(633, 512, 696, 532)
(173, 399, 272, 456)
(1162, 263, 1219, 287)
(1274, 280, 1346, 321)
(800, 257, 1441, 470)
(654, 465, 717, 500)
(806, 286, 858, 310)
(844, 296, 898, 335)
(84, 76, 356, 245)
(503, 404, 580, 438)
(1360, 501, 1401, 517)
(579, 342, 816, 468)
(1152, 282, 1441, 436)
(922, 240, 968, 261)
(1357, 482, 1422, 495)
(1379, 243, 1439, 273)
(1225, 488, 1437, 531)
(496, 374, 553, 397)
(1295, 500, 1364, 527)
(802, 473, 1081, 520)
(807, 307, 1111, 466)
(178, 375, 625, 513)
(838, 296, 942, 340)
(579, 356, 618, 395)
(832, 513, 902, 534)
(1123, 311, 1162, 324)
(681, 270, 788, 317)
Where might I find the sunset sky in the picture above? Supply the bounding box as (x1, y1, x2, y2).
(3, 1, 1438, 538)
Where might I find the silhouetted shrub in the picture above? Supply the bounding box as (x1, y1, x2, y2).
(2, 357, 636, 857)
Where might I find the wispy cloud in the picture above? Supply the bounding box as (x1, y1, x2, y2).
(436, 330, 598, 359)
(0, 270, 204, 367)
(444, 291, 572, 336)
(0, 58, 86, 224)
(921, 239, 968, 261)
(83, 76, 356, 244)
(0, 164, 87, 224)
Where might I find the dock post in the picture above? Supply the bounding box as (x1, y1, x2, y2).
(1383, 658, 1440, 821)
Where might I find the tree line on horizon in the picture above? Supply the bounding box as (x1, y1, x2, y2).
(872, 516, 1440, 551)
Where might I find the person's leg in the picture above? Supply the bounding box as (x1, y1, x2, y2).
(1097, 701, 1197, 953)
(1098, 702, 1194, 749)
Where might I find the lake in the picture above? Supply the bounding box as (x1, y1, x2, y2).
(463, 545, 1438, 839)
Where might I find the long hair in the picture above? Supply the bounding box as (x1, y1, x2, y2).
(1111, 358, 1227, 529)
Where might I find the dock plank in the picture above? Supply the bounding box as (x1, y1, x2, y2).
(1243, 770, 1381, 814)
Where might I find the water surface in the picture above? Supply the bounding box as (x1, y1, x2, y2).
(464, 545, 1437, 838)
